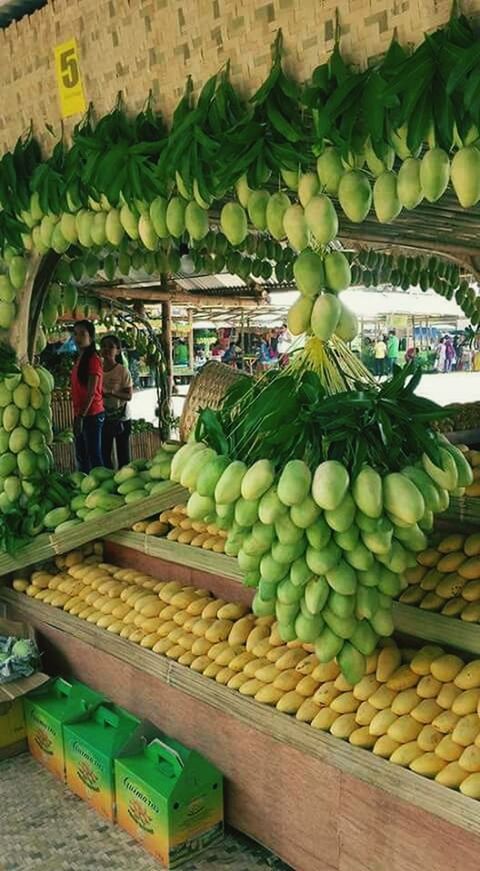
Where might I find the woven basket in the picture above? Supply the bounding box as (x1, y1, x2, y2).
(179, 361, 250, 442)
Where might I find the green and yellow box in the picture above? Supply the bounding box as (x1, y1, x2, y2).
(115, 735, 224, 868)
(64, 702, 142, 822)
(24, 677, 104, 781)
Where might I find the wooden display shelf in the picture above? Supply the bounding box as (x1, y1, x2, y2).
(107, 531, 243, 582)
(3, 586, 480, 871)
(0, 483, 186, 578)
(393, 602, 480, 657)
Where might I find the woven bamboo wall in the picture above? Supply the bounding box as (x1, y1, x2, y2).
(1, 0, 480, 153)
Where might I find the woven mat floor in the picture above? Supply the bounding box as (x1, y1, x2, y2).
(1, 754, 291, 871)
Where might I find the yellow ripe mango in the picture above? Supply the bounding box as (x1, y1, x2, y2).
(373, 735, 400, 758)
(353, 674, 381, 701)
(386, 665, 419, 691)
(275, 648, 308, 671)
(296, 675, 320, 698)
(273, 670, 303, 692)
(376, 645, 402, 683)
(390, 741, 423, 766)
(312, 661, 340, 682)
(458, 558, 480, 580)
(464, 532, 480, 557)
(436, 682, 463, 710)
(244, 657, 270, 678)
(330, 713, 357, 740)
(391, 689, 420, 716)
(416, 676, 442, 699)
(460, 773, 480, 798)
(369, 709, 398, 737)
(460, 745, 480, 773)
(311, 708, 339, 731)
(417, 549, 440, 567)
(410, 753, 446, 778)
(314, 682, 340, 708)
(420, 569, 443, 592)
(331, 692, 360, 715)
(431, 654, 464, 683)
(334, 674, 354, 692)
(388, 715, 423, 744)
(296, 699, 322, 723)
(436, 761, 468, 789)
(411, 699, 442, 725)
(436, 552, 466, 573)
(438, 534, 466, 554)
(227, 672, 250, 690)
(419, 593, 444, 611)
(435, 735, 463, 762)
(417, 725, 443, 752)
(255, 685, 285, 706)
(460, 602, 480, 622)
(461, 580, 480, 602)
(410, 646, 444, 676)
(355, 701, 377, 727)
(432, 710, 460, 735)
(399, 587, 425, 605)
(276, 691, 304, 714)
(452, 689, 480, 716)
(214, 667, 235, 685)
(403, 564, 427, 585)
(452, 714, 480, 747)
(349, 727, 376, 749)
(436, 574, 466, 599)
(369, 686, 397, 710)
(239, 678, 266, 697)
(441, 598, 465, 618)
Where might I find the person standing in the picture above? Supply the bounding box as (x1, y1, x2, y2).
(436, 336, 446, 372)
(386, 329, 399, 373)
(100, 334, 133, 468)
(444, 335, 456, 372)
(71, 320, 105, 473)
(374, 335, 387, 377)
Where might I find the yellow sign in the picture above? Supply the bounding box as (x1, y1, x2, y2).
(54, 39, 86, 118)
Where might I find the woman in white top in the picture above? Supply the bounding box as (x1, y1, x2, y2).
(100, 335, 133, 468)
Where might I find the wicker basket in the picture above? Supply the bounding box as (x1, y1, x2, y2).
(179, 361, 250, 442)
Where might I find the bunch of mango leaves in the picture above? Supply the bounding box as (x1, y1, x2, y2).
(195, 363, 451, 476)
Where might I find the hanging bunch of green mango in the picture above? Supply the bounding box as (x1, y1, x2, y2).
(168, 364, 470, 683)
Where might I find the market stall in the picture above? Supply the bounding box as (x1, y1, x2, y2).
(2, 3, 480, 870)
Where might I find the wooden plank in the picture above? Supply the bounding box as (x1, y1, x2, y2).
(0, 483, 186, 578)
(393, 602, 480, 657)
(4, 586, 480, 844)
(107, 531, 243, 582)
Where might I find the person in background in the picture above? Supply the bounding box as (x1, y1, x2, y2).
(71, 320, 104, 473)
(374, 334, 387, 377)
(100, 334, 133, 468)
(174, 338, 189, 366)
(435, 336, 446, 372)
(444, 335, 456, 372)
(194, 345, 207, 368)
(210, 339, 223, 359)
(386, 329, 399, 373)
(222, 341, 238, 366)
(277, 323, 291, 366)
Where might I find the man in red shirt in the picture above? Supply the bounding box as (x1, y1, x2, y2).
(70, 321, 105, 472)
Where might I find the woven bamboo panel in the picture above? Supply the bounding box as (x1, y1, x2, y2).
(52, 429, 162, 473)
(179, 360, 248, 441)
(51, 395, 73, 432)
(1, 0, 480, 152)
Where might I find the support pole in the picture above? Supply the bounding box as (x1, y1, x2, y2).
(161, 299, 173, 402)
(187, 308, 194, 370)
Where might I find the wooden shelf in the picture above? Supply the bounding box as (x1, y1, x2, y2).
(106, 531, 243, 582)
(393, 602, 480, 657)
(0, 483, 186, 578)
(3, 586, 480, 871)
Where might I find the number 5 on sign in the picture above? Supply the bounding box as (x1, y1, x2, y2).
(54, 38, 86, 118)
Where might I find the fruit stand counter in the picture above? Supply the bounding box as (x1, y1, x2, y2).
(2, 532, 480, 871)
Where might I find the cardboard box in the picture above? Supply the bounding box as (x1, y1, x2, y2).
(64, 702, 142, 822)
(24, 677, 105, 781)
(115, 734, 224, 868)
(0, 616, 48, 760)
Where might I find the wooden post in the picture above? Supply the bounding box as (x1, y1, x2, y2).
(161, 299, 173, 399)
(187, 308, 194, 370)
